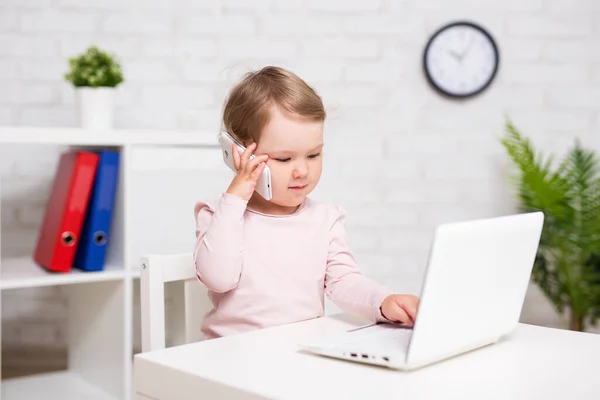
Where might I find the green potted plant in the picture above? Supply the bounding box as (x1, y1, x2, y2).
(64, 46, 124, 130)
(500, 121, 600, 331)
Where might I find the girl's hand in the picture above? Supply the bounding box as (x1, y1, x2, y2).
(226, 142, 269, 201)
(380, 294, 420, 327)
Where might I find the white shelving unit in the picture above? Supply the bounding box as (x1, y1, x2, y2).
(0, 127, 221, 400)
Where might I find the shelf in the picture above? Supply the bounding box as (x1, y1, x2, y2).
(0, 257, 127, 290)
(0, 126, 218, 147)
(2, 371, 118, 400)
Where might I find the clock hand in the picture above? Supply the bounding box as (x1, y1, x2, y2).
(459, 35, 475, 60)
(447, 49, 461, 61)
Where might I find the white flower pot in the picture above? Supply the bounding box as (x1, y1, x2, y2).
(76, 87, 115, 130)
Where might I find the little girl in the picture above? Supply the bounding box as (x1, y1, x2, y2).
(194, 66, 420, 340)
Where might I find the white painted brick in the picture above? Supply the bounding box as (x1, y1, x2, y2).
(1, 0, 52, 7)
(123, 60, 175, 83)
(381, 229, 433, 252)
(346, 229, 381, 252)
(182, 62, 234, 83)
(508, 110, 591, 132)
(0, 60, 20, 80)
(0, 83, 55, 105)
(546, 87, 600, 108)
(490, 86, 545, 108)
(262, 15, 340, 35)
(0, 228, 39, 257)
(102, 14, 171, 34)
(18, 322, 65, 347)
(343, 15, 424, 36)
(60, 37, 139, 58)
(140, 86, 213, 109)
(2, 178, 53, 205)
(503, 64, 587, 84)
(114, 108, 178, 129)
(0, 107, 12, 124)
(4, 286, 63, 301)
(22, 12, 97, 32)
(317, 85, 384, 108)
(0, 35, 57, 57)
(287, 62, 344, 83)
(20, 61, 65, 81)
(507, 15, 592, 36)
(385, 133, 458, 155)
(543, 40, 599, 62)
(18, 298, 66, 322)
(272, 0, 304, 10)
(503, 40, 543, 61)
(544, 0, 592, 14)
(306, 0, 381, 11)
(302, 38, 379, 59)
(418, 205, 499, 228)
(1, 204, 17, 227)
(222, 0, 272, 10)
(182, 15, 255, 36)
(404, 0, 543, 11)
(57, 0, 125, 9)
(323, 180, 382, 205)
(177, 109, 221, 131)
(381, 158, 420, 180)
(141, 38, 217, 58)
(424, 157, 497, 180)
(459, 180, 514, 206)
(345, 62, 403, 83)
(19, 107, 77, 127)
(341, 204, 419, 228)
(221, 39, 298, 59)
(0, 12, 19, 31)
(385, 182, 460, 205)
(10, 146, 61, 178)
(170, 0, 219, 10)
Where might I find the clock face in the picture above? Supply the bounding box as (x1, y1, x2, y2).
(423, 21, 499, 98)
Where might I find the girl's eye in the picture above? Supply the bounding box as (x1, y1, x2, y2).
(275, 158, 291, 162)
(308, 153, 321, 159)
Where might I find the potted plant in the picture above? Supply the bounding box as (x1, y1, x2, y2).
(500, 121, 600, 331)
(64, 46, 124, 130)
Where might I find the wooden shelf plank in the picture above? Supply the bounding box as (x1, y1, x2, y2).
(0, 257, 127, 290)
(2, 371, 118, 400)
(0, 126, 218, 147)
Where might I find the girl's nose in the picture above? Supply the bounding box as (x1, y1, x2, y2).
(293, 163, 308, 179)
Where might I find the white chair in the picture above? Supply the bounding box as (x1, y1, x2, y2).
(140, 253, 212, 352)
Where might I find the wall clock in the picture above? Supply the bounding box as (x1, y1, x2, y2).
(423, 21, 499, 99)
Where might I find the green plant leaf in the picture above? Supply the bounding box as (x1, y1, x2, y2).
(500, 120, 600, 331)
(64, 45, 124, 88)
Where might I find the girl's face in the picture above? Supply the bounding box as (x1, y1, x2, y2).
(253, 105, 324, 211)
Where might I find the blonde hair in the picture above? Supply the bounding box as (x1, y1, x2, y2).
(222, 66, 326, 145)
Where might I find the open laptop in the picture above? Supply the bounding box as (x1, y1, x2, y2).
(299, 211, 544, 371)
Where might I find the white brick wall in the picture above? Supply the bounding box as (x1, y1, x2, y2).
(2, 0, 600, 349)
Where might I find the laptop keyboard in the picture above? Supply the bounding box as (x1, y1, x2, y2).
(309, 323, 413, 351)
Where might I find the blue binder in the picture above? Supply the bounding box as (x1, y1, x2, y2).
(73, 150, 120, 272)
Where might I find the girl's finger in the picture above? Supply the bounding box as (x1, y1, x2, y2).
(240, 142, 256, 171)
(251, 162, 266, 180)
(398, 300, 418, 323)
(387, 305, 410, 325)
(232, 144, 241, 171)
(246, 154, 268, 174)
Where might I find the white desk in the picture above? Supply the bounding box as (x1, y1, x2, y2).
(134, 313, 600, 400)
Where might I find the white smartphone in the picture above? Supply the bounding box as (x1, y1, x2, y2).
(219, 131, 272, 201)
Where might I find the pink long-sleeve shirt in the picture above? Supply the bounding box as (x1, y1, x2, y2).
(193, 192, 393, 340)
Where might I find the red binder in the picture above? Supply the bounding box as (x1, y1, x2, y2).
(33, 151, 99, 273)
